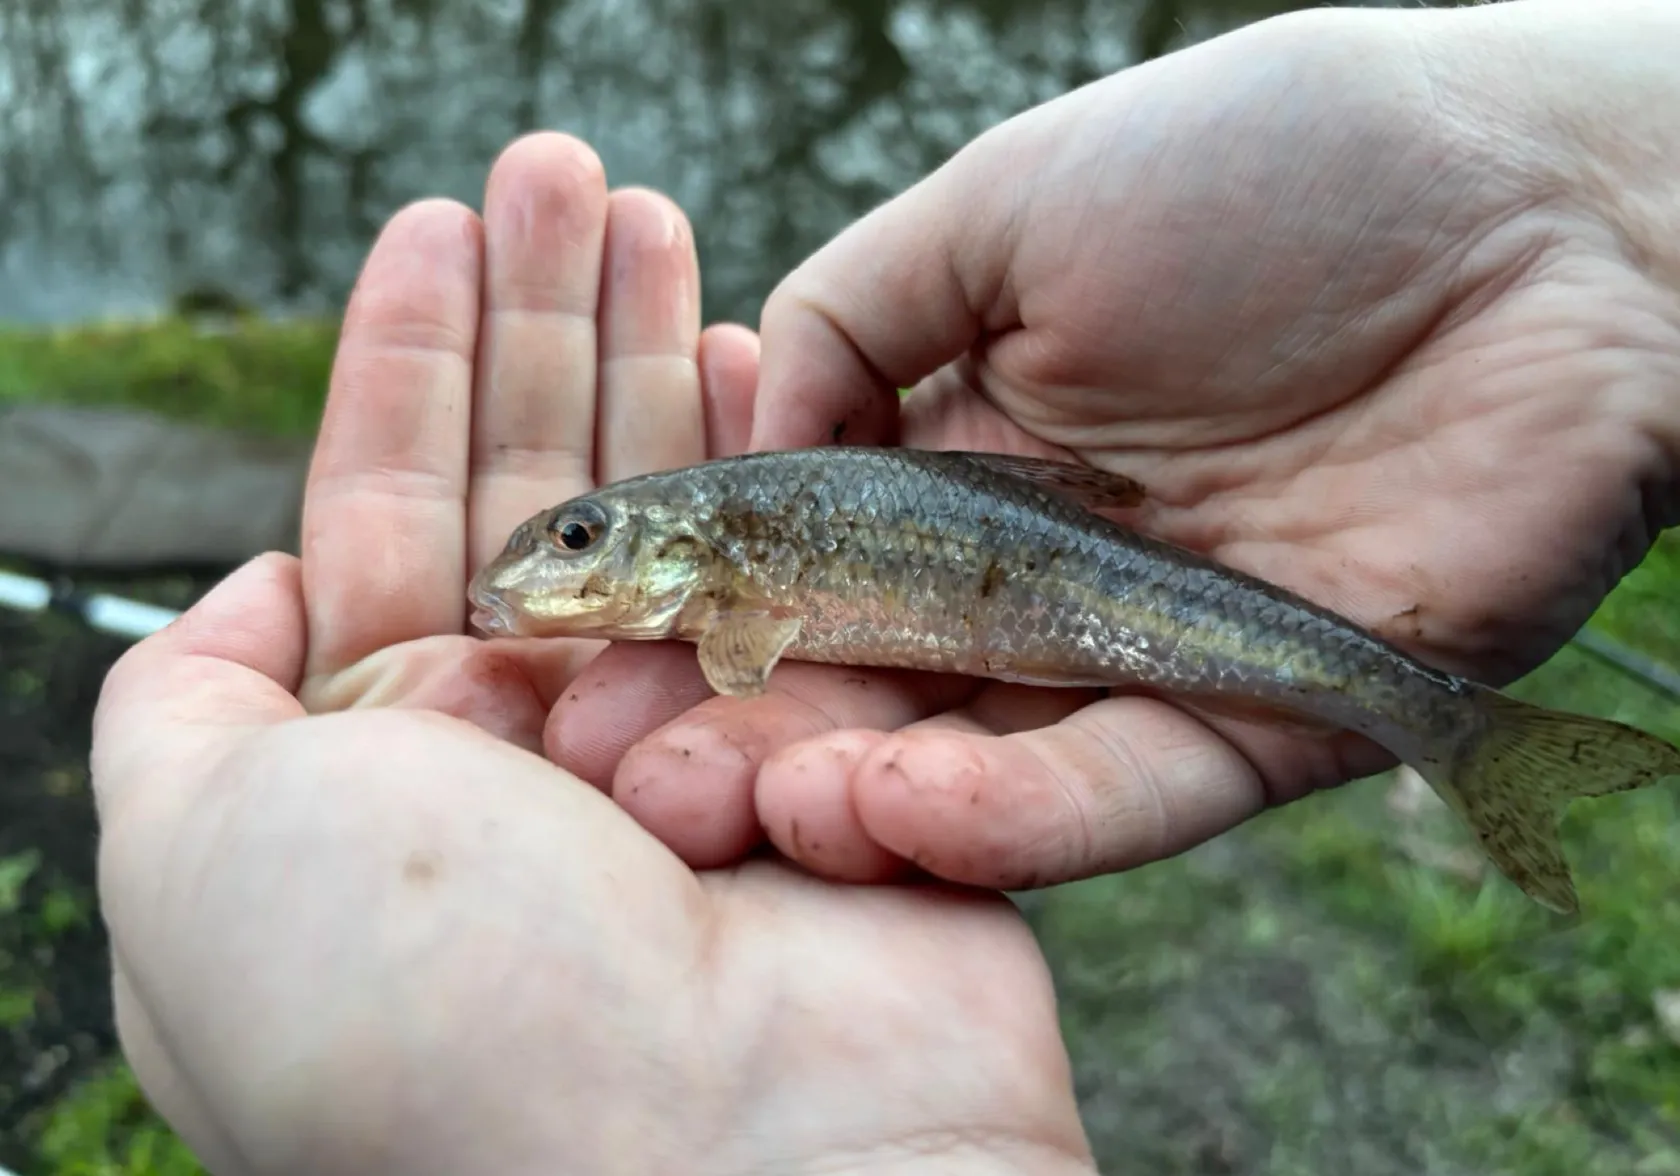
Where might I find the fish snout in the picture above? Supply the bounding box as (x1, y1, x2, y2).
(466, 568, 523, 637)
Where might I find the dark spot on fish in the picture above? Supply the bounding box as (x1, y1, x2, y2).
(979, 561, 1006, 599)
(680, 747, 692, 758)
(655, 536, 703, 561)
(831, 419, 847, 442)
(843, 676, 869, 688)
(403, 851, 441, 885)
(581, 573, 616, 599)
(566, 692, 580, 703)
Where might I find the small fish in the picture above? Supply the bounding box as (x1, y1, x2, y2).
(468, 446, 1680, 915)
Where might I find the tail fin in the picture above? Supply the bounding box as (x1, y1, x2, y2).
(1416, 686, 1680, 915)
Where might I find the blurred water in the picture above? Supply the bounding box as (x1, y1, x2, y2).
(0, 0, 1349, 328)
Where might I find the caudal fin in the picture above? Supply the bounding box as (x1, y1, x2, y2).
(1418, 686, 1680, 915)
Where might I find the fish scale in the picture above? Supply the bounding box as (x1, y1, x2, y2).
(660, 447, 1461, 745)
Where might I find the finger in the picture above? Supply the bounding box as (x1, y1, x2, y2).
(467, 132, 610, 578)
(756, 683, 1101, 882)
(92, 552, 307, 825)
(749, 141, 1017, 451)
(800, 696, 1273, 890)
(603, 665, 979, 869)
(594, 187, 706, 483)
(302, 199, 483, 681)
(540, 323, 758, 783)
(544, 641, 717, 789)
(698, 323, 760, 458)
(755, 729, 909, 883)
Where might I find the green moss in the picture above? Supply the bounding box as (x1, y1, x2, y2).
(32, 1062, 204, 1176)
(37, 886, 94, 937)
(0, 315, 339, 438)
(0, 851, 40, 914)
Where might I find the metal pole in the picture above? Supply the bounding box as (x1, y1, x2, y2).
(1569, 625, 1680, 700)
(0, 568, 180, 641)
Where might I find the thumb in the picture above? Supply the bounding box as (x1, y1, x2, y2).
(748, 135, 1023, 451)
(91, 551, 308, 825)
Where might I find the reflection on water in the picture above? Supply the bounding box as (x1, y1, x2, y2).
(0, 0, 1357, 327)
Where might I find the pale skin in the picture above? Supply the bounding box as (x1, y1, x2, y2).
(90, 2, 1679, 1172)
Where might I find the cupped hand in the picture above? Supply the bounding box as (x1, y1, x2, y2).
(547, 3, 1680, 889)
(90, 133, 1093, 1175)
(294, 130, 758, 750)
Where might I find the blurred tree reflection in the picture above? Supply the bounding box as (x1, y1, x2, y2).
(0, 0, 1401, 326)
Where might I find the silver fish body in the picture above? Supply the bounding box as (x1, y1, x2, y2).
(469, 445, 1680, 916)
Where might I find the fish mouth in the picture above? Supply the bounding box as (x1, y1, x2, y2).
(467, 584, 520, 637)
(470, 605, 510, 636)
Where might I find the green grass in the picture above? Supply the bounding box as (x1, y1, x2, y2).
(1589, 529, 1680, 666)
(4, 314, 1678, 1174)
(0, 314, 338, 437)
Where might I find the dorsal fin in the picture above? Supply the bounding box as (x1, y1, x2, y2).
(951, 451, 1146, 509)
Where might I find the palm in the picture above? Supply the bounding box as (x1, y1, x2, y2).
(107, 705, 1072, 1171)
(296, 631, 580, 752)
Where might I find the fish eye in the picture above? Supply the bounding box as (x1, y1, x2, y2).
(547, 501, 609, 553)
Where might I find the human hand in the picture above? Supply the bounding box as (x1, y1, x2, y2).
(547, 2, 1680, 888)
(91, 134, 1094, 1175)
(288, 132, 759, 750)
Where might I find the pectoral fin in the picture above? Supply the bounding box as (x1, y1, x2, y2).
(956, 452, 1146, 509)
(696, 613, 804, 697)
